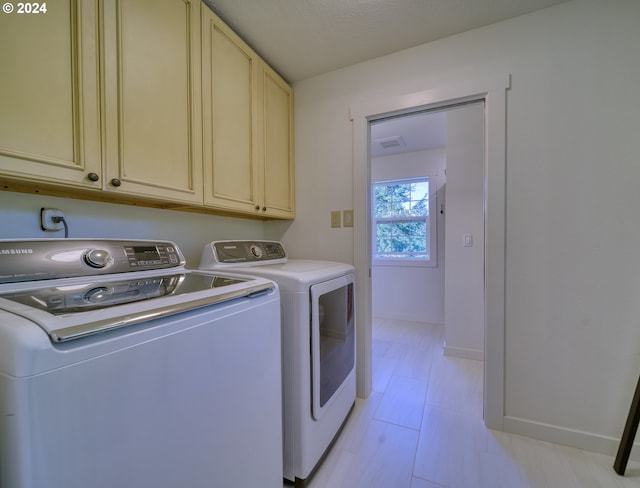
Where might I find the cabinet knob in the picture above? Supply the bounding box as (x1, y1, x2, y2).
(255, 205, 260, 211)
(110, 178, 122, 187)
(262, 207, 267, 212)
(87, 172, 99, 182)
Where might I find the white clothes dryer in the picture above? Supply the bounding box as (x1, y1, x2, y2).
(200, 240, 355, 487)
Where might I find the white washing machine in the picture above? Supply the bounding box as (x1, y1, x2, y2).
(0, 239, 283, 488)
(200, 240, 355, 487)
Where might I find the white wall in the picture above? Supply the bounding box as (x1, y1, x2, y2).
(0, 192, 264, 266)
(371, 148, 446, 324)
(278, 0, 640, 456)
(444, 103, 485, 361)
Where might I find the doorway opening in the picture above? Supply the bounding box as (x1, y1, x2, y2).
(351, 75, 509, 429)
(369, 100, 485, 398)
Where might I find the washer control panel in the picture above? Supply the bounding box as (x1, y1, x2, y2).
(0, 239, 185, 283)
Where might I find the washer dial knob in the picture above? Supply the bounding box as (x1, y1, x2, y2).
(249, 245, 263, 259)
(84, 249, 112, 269)
(83, 287, 113, 304)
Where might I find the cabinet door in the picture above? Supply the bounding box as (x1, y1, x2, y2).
(202, 8, 260, 214)
(261, 65, 295, 219)
(0, 0, 101, 187)
(102, 0, 202, 204)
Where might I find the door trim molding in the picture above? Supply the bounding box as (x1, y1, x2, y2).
(350, 73, 510, 430)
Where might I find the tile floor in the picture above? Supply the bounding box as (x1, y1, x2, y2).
(288, 318, 640, 488)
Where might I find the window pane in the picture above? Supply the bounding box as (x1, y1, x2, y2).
(374, 185, 400, 217)
(375, 220, 428, 255)
(409, 199, 428, 216)
(412, 182, 429, 201)
(376, 222, 394, 253)
(374, 182, 417, 218)
(410, 181, 429, 216)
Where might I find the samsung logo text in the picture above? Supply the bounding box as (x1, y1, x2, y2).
(0, 249, 34, 255)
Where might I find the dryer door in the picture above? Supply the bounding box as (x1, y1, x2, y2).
(310, 274, 355, 420)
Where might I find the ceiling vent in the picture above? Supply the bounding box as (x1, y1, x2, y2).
(375, 136, 406, 150)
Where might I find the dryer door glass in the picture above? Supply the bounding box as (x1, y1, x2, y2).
(310, 275, 355, 420)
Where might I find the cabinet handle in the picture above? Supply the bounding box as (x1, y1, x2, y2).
(262, 207, 267, 212)
(87, 172, 100, 182)
(255, 205, 260, 211)
(110, 178, 122, 187)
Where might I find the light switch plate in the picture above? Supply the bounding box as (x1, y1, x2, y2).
(331, 211, 342, 228)
(343, 210, 354, 227)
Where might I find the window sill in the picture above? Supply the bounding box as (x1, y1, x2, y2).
(373, 258, 437, 268)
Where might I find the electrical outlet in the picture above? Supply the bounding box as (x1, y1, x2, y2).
(40, 208, 65, 231)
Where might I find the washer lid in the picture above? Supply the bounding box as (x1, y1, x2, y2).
(0, 272, 246, 315)
(0, 270, 275, 342)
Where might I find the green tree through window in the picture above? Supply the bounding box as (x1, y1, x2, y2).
(373, 177, 432, 261)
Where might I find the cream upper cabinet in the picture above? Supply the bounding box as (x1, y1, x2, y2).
(201, 8, 259, 214)
(0, 0, 292, 218)
(260, 63, 295, 219)
(101, 0, 203, 204)
(0, 0, 102, 188)
(202, 7, 294, 218)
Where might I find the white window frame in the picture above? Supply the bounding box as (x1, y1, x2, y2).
(371, 176, 437, 268)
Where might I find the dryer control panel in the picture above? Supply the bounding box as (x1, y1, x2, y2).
(203, 240, 287, 267)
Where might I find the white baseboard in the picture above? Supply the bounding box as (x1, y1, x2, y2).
(503, 415, 638, 461)
(373, 312, 444, 325)
(443, 343, 484, 361)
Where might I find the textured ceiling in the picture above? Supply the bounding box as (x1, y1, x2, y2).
(203, 0, 570, 83)
(370, 111, 447, 157)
